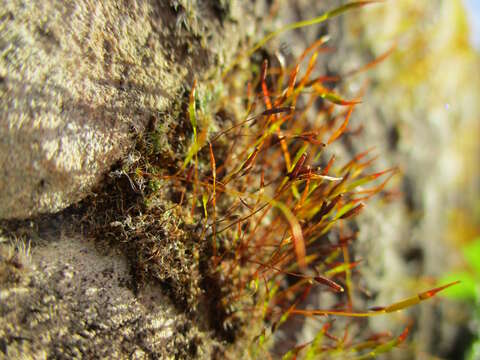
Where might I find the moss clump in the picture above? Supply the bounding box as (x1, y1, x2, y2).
(1, 1, 470, 359)
(0, 239, 31, 288)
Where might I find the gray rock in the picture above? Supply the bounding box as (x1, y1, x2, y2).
(0, 0, 251, 219)
(0, 236, 215, 359)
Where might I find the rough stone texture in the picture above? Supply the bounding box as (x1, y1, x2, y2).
(0, 236, 215, 359)
(0, 0, 254, 220)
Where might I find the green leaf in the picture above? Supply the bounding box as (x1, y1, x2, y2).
(183, 139, 199, 169)
(202, 192, 209, 218)
(467, 339, 480, 360)
(462, 237, 480, 276)
(324, 263, 353, 277)
(320, 91, 362, 106)
(304, 328, 326, 360)
(281, 349, 296, 360)
(438, 272, 477, 301)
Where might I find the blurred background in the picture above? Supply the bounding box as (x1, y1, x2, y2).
(269, 1, 480, 358)
(349, 0, 480, 358)
(465, 0, 480, 50)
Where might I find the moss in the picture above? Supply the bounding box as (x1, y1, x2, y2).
(2, 1, 475, 359)
(0, 235, 219, 359)
(0, 239, 31, 288)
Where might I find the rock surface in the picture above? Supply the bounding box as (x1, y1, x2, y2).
(0, 237, 215, 359)
(0, 0, 252, 219)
